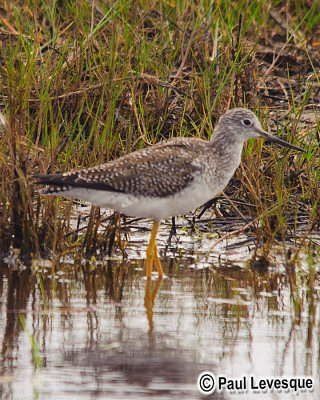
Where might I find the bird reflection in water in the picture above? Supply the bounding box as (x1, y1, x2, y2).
(105, 260, 163, 332)
(144, 277, 163, 332)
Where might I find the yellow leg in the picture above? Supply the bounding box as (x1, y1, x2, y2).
(146, 220, 163, 278)
(153, 241, 163, 277)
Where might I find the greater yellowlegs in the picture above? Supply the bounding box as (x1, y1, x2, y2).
(35, 108, 303, 277)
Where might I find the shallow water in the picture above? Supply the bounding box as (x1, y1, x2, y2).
(0, 218, 319, 399)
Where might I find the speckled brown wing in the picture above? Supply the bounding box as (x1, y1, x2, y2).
(35, 138, 207, 198)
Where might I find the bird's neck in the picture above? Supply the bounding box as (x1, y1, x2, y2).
(209, 129, 244, 160)
(208, 130, 244, 181)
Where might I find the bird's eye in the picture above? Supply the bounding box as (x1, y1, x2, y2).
(242, 119, 252, 126)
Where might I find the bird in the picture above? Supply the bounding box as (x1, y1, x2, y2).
(35, 108, 304, 278)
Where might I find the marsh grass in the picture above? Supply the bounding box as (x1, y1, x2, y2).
(19, 313, 42, 371)
(0, 0, 319, 262)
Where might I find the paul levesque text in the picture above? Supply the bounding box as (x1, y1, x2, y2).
(217, 375, 313, 393)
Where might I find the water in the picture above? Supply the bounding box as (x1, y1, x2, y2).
(0, 219, 319, 399)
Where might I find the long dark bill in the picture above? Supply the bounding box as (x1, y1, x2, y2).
(257, 128, 305, 152)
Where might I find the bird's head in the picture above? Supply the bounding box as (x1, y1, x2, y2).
(214, 108, 304, 151)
